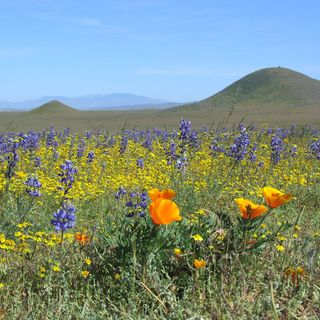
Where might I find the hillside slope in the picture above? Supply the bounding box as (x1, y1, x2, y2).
(29, 100, 80, 115)
(173, 67, 320, 111)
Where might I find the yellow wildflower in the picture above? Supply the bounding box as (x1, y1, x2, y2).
(277, 235, 287, 241)
(52, 265, 61, 272)
(17, 222, 32, 229)
(81, 270, 89, 278)
(196, 209, 206, 215)
(192, 234, 203, 242)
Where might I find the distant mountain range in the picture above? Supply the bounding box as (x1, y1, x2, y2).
(0, 93, 181, 111)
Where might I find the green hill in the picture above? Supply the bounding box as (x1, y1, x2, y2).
(173, 67, 320, 111)
(29, 100, 80, 115)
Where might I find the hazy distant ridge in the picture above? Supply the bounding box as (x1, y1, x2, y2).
(0, 93, 180, 111)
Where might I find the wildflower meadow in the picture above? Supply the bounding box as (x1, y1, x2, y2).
(0, 120, 319, 319)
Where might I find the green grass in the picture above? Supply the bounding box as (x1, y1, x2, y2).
(0, 183, 319, 319)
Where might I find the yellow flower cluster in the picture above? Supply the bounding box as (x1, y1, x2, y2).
(0, 131, 318, 203)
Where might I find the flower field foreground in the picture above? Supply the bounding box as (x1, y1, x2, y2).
(0, 120, 319, 319)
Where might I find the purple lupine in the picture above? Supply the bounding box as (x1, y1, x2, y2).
(108, 135, 116, 147)
(179, 118, 192, 142)
(12, 141, 19, 163)
(19, 131, 40, 151)
(210, 138, 226, 156)
(84, 131, 93, 139)
(52, 148, 59, 160)
(129, 130, 140, 143)
(267, 128, 273, 135)
(87, 151, 95, 163)
(138, 192, 148, 217)
(46, 127, 56, 147)
(248, 143, 257, 162)
(166, 140, 177, 165)
(288, 145, 297, 157)
(227, 127, 250, 162)
(77, 140, 85, 157)
(0, 136, 7, 159)
(114, 186, 127, 200)
(58, 160, 78, 197)
(310, 139, 320, 160)
(125, 191, 148, 217)
(238, 122, 245, 131)
(139, 192, 148, 208)
(189, 131, 199, 149)
(161, 130, 169, 142)
(51, 202, 76, 232)
(5, 140, 19, 186)
(64, 128, 71, 137)
(142, 131, 153, 151)
(34, 157, 42, 167)
(119, 134, 128, 154)
(25, 176, 42, 197)
(137, 158, 144, 169)
(178, 118, 199, 148)
(270, 134, 283, 165)
(176, 155, 187, 170)
(153, 128, 162, 137)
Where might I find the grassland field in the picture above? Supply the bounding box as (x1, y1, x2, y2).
(0, 116, 319, 319)
(0, 104, 320, 133)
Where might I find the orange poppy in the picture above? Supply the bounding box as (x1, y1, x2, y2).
(149, 198, 182, 225)
(235, 198, 268, 219)
(262, 187, 292, 208)
(193, 259, 206, 269)
(284, 267, 306, 284)
(148, 188, 176, 202)
(75, 232, 90, 245)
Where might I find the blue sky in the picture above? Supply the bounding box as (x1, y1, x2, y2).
(0, 0, 319, 102)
